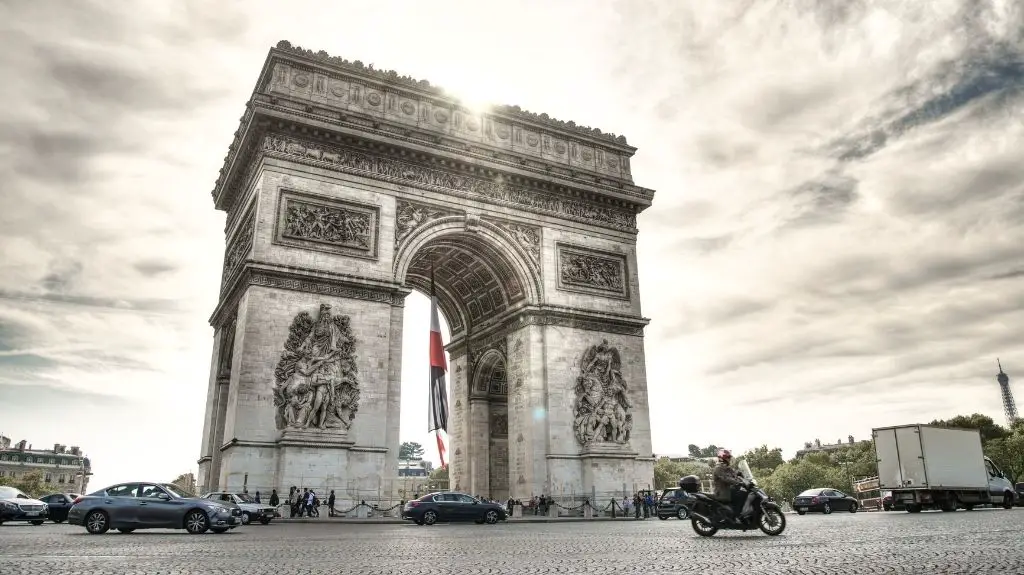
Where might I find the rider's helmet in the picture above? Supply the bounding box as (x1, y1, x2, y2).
(717, 448, 732, 464)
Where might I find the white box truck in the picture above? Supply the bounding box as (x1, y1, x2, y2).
(872, 424, 1017, 512)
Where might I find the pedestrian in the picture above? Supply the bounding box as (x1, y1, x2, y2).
(633, 493, 642, 519)
(254, 491, 261, 504)
(269, 489, 279, 507)
(328, 490, 336, 517)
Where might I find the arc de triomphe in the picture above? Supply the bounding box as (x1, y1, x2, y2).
(197, 41, 657, 501)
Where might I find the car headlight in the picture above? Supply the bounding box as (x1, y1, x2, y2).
(1, 502, 16, 510)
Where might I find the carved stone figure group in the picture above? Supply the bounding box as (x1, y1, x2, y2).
(273, 304, 361, 432)
(573, 340, 633, 446)
(561, 251, 624, 292)
(283, 200, 371, 249)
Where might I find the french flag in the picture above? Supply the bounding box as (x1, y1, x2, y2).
(428, 272, 449, 468)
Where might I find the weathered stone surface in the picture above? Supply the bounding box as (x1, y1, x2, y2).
(200, 44, 657, 505)
(7, 512, 1024, 574)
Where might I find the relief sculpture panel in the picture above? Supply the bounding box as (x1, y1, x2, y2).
(272, 304, 361, 432)
(274, 189, 379, 258)
(573, 340, 633, 446)
(395, 200, 463, 249)
(556, 243, 629, 299)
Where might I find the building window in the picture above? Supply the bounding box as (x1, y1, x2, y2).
(37, 457, 44, 463)
(58, 475, 66, 483)
(0, 455, 6, 461)
(45, 473, 52, 482)
(0, 470, 5, 477)
(49, 458, 55, 464)
(9, 472, 15, 478)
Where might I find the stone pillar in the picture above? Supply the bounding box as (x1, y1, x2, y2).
(468, 398, 490, 497)
(448, 354, 469, 492)
(383, 300, 406, 481)
(505, 324, 548, 500)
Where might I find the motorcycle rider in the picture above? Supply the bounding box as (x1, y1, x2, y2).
(712, 448, 749, 521)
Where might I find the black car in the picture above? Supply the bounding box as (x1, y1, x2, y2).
(656, 488, 690, 520)
(402, 492, 507, 525)
(0, 486, 49, 525)
(40, 492, 80, 523)
(1015, 483, 1024, 507)
(792, 488, 859, 515)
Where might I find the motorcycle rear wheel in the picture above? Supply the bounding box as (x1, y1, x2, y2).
(691, 517, 718, 537)
(758, 506, 786, 536)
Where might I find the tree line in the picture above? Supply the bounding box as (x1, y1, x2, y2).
(655, 413, 1024, 504)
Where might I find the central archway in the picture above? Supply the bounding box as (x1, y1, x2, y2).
(396, 216, 540, 498)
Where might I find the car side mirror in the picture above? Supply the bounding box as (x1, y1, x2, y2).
(156, 493, 172, 501)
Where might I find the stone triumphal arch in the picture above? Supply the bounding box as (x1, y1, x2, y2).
(197, 41, 657, 502)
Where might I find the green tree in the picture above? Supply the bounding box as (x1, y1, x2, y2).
(930, 413, 1010, 443)
(654, 458, 712, 489)
(0, 471, 47, 497)
(760, 459, 847, 504)
(984, 431, 1024, 483)
(741, 445, 784, 475)
(399, 441, 425, 460)
(687, 444, 701, 458)
(698, 445, 720, 458)
(171, 472, 197, 495)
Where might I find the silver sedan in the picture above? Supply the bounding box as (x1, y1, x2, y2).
(67, 482, 243, 534)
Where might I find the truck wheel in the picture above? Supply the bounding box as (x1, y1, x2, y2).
(906, 505, 922, 513)
(941, 493, 957, 512)
(964, 504, 975, 511)
(1003, 492, 1015, 510)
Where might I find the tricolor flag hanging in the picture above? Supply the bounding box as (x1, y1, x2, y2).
(428, 269, 450, 468)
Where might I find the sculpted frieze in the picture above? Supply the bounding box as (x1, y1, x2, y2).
(273, 304, 361, 432)
(222, 206, 255, 286)
(274, 189, 379, 258)
(488, 219, 541, 268)
(557, 244, 629, 299)
(260, 134, 637, 231)
(395, 200, 463, 249)
(573, 340, 633, 446)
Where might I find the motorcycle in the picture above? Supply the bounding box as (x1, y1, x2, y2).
(681, 459, 786, 537)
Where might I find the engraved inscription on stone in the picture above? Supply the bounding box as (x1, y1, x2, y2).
(556, 244, 628, 298)
(573, 339, 633, 446)
(395, 200, 463, 249)
(274, 189, 379, 258)
(272, 303, 361, 432)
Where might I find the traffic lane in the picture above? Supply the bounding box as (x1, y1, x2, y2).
(1, 509, 1022, 574)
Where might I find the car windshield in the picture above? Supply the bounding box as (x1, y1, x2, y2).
(235, 493, 255, 503)
(160, 484, 191, 499)
(0, 486, 26, 499)
(798, 489, 824, 496)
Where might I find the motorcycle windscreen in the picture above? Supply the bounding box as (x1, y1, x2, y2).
(737, 459, 756, 485)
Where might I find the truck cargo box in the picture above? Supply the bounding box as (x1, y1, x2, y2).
(873, 425, 988, 491)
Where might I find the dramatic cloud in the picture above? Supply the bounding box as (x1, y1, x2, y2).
(0, 0, 1020, 486)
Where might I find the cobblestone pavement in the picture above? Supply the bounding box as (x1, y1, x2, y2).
(2, 509, 1023, 574)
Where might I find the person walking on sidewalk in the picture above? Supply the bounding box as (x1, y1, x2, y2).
(328, 490, 336, 517)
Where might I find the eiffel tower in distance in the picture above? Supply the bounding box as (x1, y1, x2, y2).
(997, 359, 1018, 426)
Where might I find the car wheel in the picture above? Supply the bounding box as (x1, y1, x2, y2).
(422, 510, 438, 526)
(211, 528, 229, 534)
(484, 510, 499, 524)
(676, 507, 689, 520)
(184, 510, 210, 534)
(30, 520, 44, 525)
(259, 517, 272, 525)
(1003, 492, 1015, 510)
(823, 503, 832, 515)
(117, 528, 135, 534)
(797, 510, 806, 516)
(241, 512, 251, 525)
(658, 515, 668, 520)
(85, 511, 109, 535)
(849, 503, 858, 513)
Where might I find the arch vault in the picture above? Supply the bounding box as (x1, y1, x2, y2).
(197, 41, 657, 503)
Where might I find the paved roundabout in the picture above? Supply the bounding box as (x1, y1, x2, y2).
(1, 509, 1022, 574)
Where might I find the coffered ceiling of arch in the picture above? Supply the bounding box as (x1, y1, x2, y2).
(405, 235, 526, 335)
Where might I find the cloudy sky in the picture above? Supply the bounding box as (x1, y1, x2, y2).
(0, 0, 1021, 489)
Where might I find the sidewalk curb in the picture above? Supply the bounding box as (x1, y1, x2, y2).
(275, 516, 663, 524)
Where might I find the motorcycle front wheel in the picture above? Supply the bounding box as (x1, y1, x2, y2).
(691, 517, 718, 537)
(758, 505, 786, 536)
